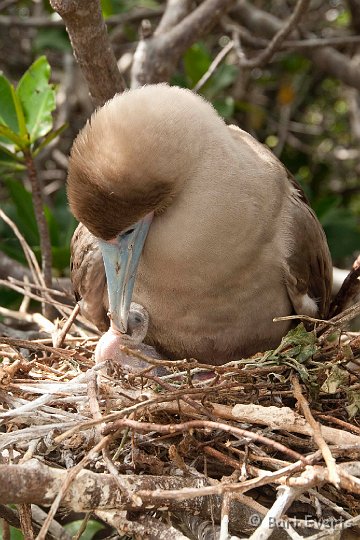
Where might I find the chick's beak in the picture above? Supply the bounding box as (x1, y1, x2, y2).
(99, 213, 153, 333)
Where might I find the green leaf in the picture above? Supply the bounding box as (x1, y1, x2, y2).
(64, 519, 105, 540)
(280, 323, 316, 349)
(0, 124, 25, 147)
(203, 64, 238, 99)
(0, 143, 23, 161)
(16, 56, 56, 143)
(213, 96, 235, 119)
(0, 144, 25, 171)
(33, 123, 68, 156)
(0, 75, 19, 133)
(11, 84, 28, 139)
(33, 28, 71, 53)
(183, 43, 211, 87)
(4, 179, 39, 245)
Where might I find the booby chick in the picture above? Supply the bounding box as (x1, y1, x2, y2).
(68, 84, 332, 366)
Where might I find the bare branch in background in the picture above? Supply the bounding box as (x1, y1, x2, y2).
(131, 0, 236, 87)
(155, 0, 192, 35)
(233, 0, 360, 92)
(49, 0, 126, 106)
(241, 0, 311, 68)
(0, 7, 164, 28)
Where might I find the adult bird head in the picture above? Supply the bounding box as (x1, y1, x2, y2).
(67, 84, 220, 334)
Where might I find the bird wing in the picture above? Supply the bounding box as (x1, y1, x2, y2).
(70, 223, 109, 331)
(228, 124, 332, 319)
(283, 168, 333, 319)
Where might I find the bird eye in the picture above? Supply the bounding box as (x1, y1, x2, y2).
(122, 228, 134, 236)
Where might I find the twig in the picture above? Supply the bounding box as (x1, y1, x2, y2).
(193, 39, 234, 92)
(52, 304, 80, 348)
(95, 509, 190, 540)
(273, 314, 337, 325)
(0, 209, 44, 289)
(233, 0, 360, 91)
(19, 275, 31, 313)
(292, 376, 340, 487)
(0, 279, 69, 309)
(248, 485, 303, 540)
(241, 0, 310, 68)
(18, 504, 35, 540)
(23, 150, 53, 310)
(104, 418, 305, 461)
(131, 0, 235, 87)
(219, 492, 231, 540)
(72, 513, 91, 540)
(35, 435, 112, 540)
(0, 306, 55, 334)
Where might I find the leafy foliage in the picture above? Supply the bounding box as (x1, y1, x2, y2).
(0, 56, 72, 278)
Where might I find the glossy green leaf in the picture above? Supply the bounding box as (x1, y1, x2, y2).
(4, 179, 39, 245)
(33, 123, 67, 156)
(0, 143, 23, 161)
(11, 84, 28, 138)
(0, 144, 25, 170)
(0, 124, 25, 147)
(0, 75, 19, 133)
(16, 56, 56, 142)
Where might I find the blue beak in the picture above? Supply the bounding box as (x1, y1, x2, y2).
(99, 213, 153, 333)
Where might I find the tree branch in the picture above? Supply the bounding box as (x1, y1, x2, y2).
(233, 0, 360, 91)
(241, 0, 310, 68)
(131, 0, 235, 87)
(49, 0, 125, 106)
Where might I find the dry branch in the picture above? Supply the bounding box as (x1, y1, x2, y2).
(131, 0, 235, 87)
(49, 0, 125, 106)
(233, 0, 360, 91)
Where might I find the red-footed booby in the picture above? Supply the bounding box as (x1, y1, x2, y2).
(68, 84, 332, 366)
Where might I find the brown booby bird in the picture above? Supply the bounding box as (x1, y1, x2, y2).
(68, 84, 332, 366)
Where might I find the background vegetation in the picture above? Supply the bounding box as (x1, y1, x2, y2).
(1, 1, 360, 315)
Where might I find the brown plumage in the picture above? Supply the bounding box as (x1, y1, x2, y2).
(68, 84, 332, 365)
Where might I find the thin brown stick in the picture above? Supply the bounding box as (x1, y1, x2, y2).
(52, 304, 80, 348)
(315, 413, 360, 436)
(2, 519, 10, 540)
(193, 39, 234, 92)
(0, 209, 44, 288)
(18, 504, 35, 540)
(292, 376, 340, 487)
(24, 150, 53, 299)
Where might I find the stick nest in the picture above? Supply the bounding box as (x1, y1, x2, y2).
(1, 309, 360, 539)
